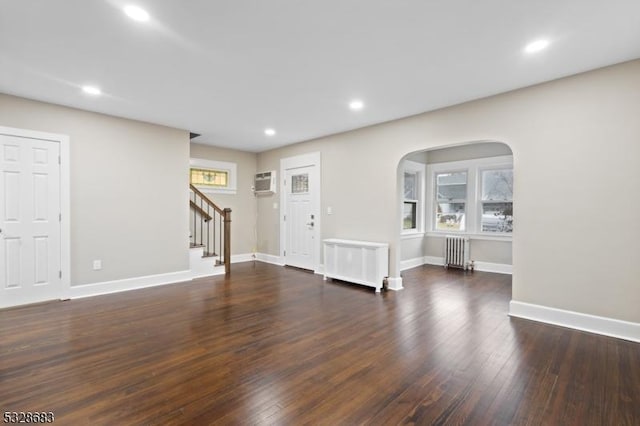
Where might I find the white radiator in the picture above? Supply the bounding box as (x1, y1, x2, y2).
(323, 239, 389, 293)
(444, 235, 472, 270)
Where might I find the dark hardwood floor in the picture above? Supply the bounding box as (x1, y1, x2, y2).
(1, 262, 638, 425)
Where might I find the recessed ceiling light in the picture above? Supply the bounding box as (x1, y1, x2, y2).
(124, 5, 150, 22)
(524, 39, 550, 54)
(349, 100, 364, 111)
(264, 128, 276, 136)
(82, 85, 102, 96)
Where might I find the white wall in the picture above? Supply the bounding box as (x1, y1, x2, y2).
(257, 59, 640, 324)
(0, 93, 190, 285)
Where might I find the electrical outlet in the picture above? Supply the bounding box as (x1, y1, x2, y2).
(93, 260, 102, 270)
(327, 206, 333, 215)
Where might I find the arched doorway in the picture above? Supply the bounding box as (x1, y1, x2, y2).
(395, 141, 514, 286)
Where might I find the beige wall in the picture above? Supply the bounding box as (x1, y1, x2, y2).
(190, 143, 258, 255)
(0, 93, 190, 285)
(257, 60, 640, 323)
(401, 236, 424, 261)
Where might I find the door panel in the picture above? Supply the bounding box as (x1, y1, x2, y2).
(4, 238, 21, 288)
(284, 166, 316, 270)
(1, 134, 61, 307)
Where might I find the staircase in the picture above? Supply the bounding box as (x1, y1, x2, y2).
(189, 184, 231, 275)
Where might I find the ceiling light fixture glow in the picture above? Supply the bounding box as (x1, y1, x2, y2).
(124, 5, 150, 22)
(524, 39, 550, 54)
(264, 128, 276, 136)
(349, 100, 364, 110)
(82, 85, 102, 96)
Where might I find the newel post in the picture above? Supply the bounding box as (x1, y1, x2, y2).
(223, 208, 232, 275)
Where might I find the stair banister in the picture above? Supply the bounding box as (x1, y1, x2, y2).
(189, 184, 231, 275)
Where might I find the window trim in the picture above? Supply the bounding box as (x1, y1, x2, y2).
(402, 160, 426, 235)
(426, 155, 513, 239)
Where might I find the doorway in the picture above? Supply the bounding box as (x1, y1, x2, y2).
(0, 127, 70, 308)
(280, 152, 320, 271)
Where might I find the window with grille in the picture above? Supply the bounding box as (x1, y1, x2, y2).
(401, 161, 426, 234)
(426, 155, 513, 237)
(480, 169, 513, 233)
(403, 172, 418, 230)
(190, 168, 228, 187)
(189, 158, 237, 194)
(435, 171, 467, 231)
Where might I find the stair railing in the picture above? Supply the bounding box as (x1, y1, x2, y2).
(189, 184, 231, 275)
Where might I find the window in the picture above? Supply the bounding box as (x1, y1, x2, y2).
(426, 155, 513, 238)
(291, 173, 309, 193)
(190, 168, 228, 187)
(403, 172, 418, 230)
(189, 158, 237, 194)
(480, 169, 513, 233)
(435, 171, 467, 231)
(402, 161, 426, 233)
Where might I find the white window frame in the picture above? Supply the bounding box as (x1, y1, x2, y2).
(426, 155, 513, 240)
(402, 160, 426, 236)
(433, 169, 469, 233)
(477, 166, 514, 234)
(189, 158, 237, 194)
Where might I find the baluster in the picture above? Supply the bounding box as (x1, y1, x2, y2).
(200, 197, 204, 251)
(192, 192, 195, 246)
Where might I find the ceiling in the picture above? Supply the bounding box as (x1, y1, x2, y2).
(2, 1, 639, 152)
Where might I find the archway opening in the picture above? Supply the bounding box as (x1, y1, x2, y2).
(395, 141, 514, 291)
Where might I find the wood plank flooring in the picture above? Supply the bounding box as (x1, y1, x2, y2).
(1, 262, 638, 425)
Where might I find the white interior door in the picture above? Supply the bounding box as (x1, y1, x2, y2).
(284, 165, 317, 270)
(1, 134, 62, 308)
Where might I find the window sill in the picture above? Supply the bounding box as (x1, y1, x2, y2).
(195, 185, 237, 195)
(425, 231, 512, 242)
(401, 231, 425, 240)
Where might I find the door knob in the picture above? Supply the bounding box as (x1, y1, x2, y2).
(306, 221, 314, 227)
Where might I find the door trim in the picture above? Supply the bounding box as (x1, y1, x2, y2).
(0, 126, 70, 301)
(279, 152, 321, 272)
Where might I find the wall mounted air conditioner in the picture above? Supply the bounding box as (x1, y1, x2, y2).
(254, 170, 276, 194)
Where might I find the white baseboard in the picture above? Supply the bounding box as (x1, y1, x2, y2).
(400, 257, 427, 271)
(191, 267, 225, 279)
(255, 253, 284, 266)
(231, 253, 257, 263)
(474, 261, 512, 274)
(387, 276, 403, 291)
(509, 301, 640, 343)
(315, 264, 325, 275)
(424, 256, 445, 266)
(422, 256, 511, 274)
(70, 270, 193, 299)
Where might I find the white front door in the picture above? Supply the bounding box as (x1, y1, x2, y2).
(284, 166, 316, 270)
(1, 134, 62, 308)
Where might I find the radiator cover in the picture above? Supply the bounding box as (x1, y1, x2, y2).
(323, 239, 389, 293)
